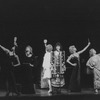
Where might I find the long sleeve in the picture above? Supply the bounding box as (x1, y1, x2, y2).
(42, 52, 51, 69)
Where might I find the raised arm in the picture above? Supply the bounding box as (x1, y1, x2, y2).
(77, 40, 90, 55)
(43, 39, 47, 52)
(0, 45, 10, 54)
(14, 37, 18, 47)
(12, 54, 21, 67)
(66, 55, 77, 66)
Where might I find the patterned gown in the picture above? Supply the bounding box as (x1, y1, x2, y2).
(51, 51, 65, 88)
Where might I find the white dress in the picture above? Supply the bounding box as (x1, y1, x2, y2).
(42, 52, 52, 79)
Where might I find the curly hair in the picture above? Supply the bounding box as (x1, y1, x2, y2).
(54, 42, 62, 51)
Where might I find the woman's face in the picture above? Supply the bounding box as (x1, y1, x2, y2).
(56, 45, 60, 51)
(26, 47, 31, 53)
(73, 47, 77, 52)
(25, 47, 32, 57)
(70, 46, 77, 54)
(46, 45, 53, 52)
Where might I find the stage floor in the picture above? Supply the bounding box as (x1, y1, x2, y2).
(0, 88, 100, 100)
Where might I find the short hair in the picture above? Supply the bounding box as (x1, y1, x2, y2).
(89, 49, 96, 57)
(46, 44, 53, 52)
(54, 42, 62, 51)
(69, 45, 76, 54)
(25, 45, 33, 53)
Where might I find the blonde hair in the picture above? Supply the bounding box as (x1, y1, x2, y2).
(46, 44, 53, 52)
(69, 45, 76, 54)
(25, 45, 33, 53)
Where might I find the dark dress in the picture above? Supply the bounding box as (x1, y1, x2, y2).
(21, 55, 35, 94)
(69, 56, 81, 92)
(2, 53, 18, 94)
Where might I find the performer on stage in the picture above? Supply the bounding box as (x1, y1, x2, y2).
(11, 37, 20, 67)
(24, 45, 35, 67)
(66, 40, 90, 92)
(21, 45, 35, 94)
(0, 37, 20, 96)
(86, 49, 100, 93)
(42, 39, 53, 93)
(51, 42, 66, 93)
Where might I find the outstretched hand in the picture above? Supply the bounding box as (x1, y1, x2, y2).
(88, 38, 91, 45)
(44, 39, 47, 44)
(14, 37, 17, 42)
(14, 37, 18, 47)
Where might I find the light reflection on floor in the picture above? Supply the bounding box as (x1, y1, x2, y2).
(0, 88, 99, 97)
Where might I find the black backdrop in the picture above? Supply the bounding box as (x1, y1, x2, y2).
(0, 0, 100, 90)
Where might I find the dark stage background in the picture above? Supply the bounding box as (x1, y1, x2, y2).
(0, 0, 100, 90)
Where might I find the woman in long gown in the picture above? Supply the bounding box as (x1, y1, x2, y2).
(86, 49, 100, 93)
(21, 45, 35, 94)
(51, 42, 66, 93)
(0, 37, 20, 96)
(66, 41, 90, 92)
(42, 43, 53, 93)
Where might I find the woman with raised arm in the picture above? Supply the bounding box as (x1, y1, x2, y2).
(42, 39, 53, 93)
(0, 37, 20, 96)
(11, 37, 20, 67)
(0, 37, 20, 67)
(66, 40, 90, 92)
(86, 49, 100, 94)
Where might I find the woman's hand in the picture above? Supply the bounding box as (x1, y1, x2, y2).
(72, 63, 77, 66)
(77, 39, 91, 54)
(44, 39, 47, 44)
(88, 39, 91, 46)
